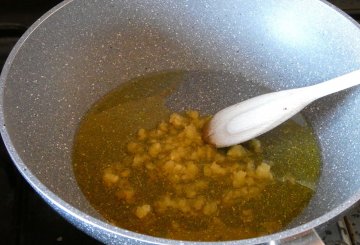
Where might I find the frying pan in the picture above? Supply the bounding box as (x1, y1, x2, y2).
(1, 0, 360, 244)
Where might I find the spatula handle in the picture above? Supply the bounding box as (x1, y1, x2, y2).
(204, 69, 360, 147)
(307, 69, 360, 100)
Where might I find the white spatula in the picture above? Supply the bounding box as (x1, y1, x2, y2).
(203, 69, 360, 148)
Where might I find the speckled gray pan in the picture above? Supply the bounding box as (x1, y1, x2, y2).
(1, 0, 360, 244)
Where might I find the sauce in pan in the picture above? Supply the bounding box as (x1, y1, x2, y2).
(72, 71, 321, 241)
